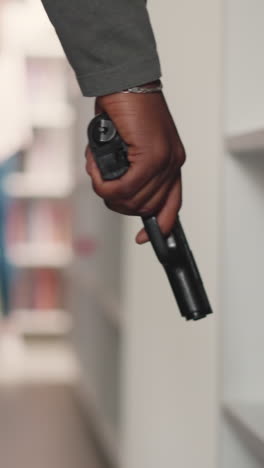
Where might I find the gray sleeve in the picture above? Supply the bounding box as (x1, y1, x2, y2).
(40, 0, 162, 97)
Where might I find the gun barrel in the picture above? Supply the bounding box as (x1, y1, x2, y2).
(143, 216, 213, 320)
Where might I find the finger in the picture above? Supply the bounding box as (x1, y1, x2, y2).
(85, 145, 105, 189)
(86, 146, 133, 200)
(109, 160, 176, 214)
(86, 144, 167, 201)
(136, 169, 178, 217)
(104, 200, 134, 216)
(105, 167, 177, 217)
(122, 143, 172, 198)
(136, 174, 182, 244)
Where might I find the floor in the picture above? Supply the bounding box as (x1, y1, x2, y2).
(0, 384, 108, 468)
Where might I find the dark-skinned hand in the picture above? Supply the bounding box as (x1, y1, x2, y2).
(85, 87, 186, 244)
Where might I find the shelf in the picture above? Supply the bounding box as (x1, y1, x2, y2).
(12, 309, 72, 337)
(0, 337, 79, 384)
(224, 402, 264, 463)
(4, 173, 73, 199)
(226, 127, 264, 154)
(30, 104, 75, 128)
(8, 243, 72, 268)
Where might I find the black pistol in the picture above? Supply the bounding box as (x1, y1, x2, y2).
(87, 112, 213, 321)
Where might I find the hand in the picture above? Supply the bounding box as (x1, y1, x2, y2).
(85, 89, 186, 244)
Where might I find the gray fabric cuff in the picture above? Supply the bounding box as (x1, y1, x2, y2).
(76, 54, 162, 97)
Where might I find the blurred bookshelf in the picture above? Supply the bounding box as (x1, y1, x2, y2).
(4, 172, 73, 199)
(12, 309, 72, 338)
(3, 0, 76, 340)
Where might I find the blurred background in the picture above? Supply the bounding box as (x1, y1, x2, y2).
(0, 1, 264, 468)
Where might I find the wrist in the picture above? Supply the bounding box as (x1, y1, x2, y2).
(121, 79, 163, 94)
(98, 79, 162, 99)
(96, 79, 163, 113)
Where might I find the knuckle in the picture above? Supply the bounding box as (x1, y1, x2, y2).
(152, 144, 171, 170)
(177, 144, 186, 166)
(176, 201, 182, 214)
(92, 181, 104, 198)
(178, 194, 183, 209)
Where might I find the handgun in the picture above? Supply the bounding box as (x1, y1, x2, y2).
(87, 112, 213, 321)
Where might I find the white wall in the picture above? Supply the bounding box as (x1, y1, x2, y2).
(121, 1, 223, 467)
